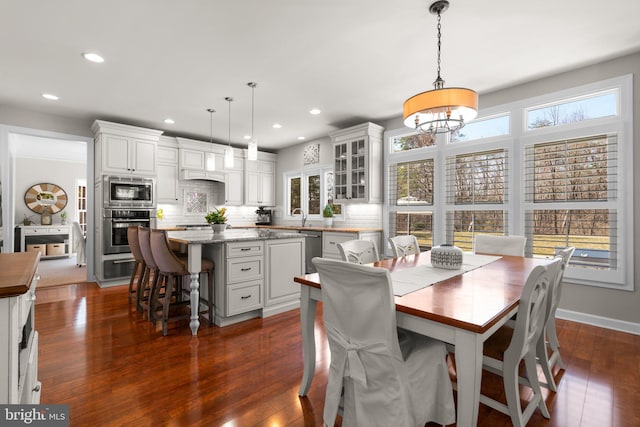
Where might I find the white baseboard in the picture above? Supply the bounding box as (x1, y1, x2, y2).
(556, 308, 640, 335)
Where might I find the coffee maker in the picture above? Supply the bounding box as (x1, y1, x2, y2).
(255, 207, 272, 225)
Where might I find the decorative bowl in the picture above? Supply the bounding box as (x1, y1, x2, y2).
(430, 244, 463, 269)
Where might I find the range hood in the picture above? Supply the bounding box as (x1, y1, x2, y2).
(180, 169, 226, 183)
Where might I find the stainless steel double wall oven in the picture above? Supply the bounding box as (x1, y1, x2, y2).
(102, 176, 156, 278)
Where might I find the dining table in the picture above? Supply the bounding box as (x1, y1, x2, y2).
(294, 251, 552, 427)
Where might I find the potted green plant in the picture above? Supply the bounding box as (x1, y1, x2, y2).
(60, 211, 68, 225)
(322, 204, 334, 227)
(205, 207, 228, 233)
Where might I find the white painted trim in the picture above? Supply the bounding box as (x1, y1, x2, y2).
(556, 308, 640, 336)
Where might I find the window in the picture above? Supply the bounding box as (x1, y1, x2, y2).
(285, 167, 342, 220)
(450, 114, 510, 143)
(526, 90, 617, 130)
(383, 75, 633, 290)
(286, 174, 301, 214)
(524, 134, 618, 271)
(445, 149, 509, 250)
(76, 180, 87, 234)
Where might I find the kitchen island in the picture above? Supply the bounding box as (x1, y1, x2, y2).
(167, 228, 305, 334)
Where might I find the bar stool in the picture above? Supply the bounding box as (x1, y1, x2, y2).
(149, 229, 215, 335)
(137, 227, 159, 315)
(127, 226, 146, 305)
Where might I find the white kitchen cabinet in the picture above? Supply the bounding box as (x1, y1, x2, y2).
(264, 238, 304, 317)
(225, 168, 244, 206)
(330, 122, 384, 203)
(219, 241, 264, 318)
(92, 120, 162, 177)
(245, 154, 276, 206)
(157, 163, 179, 203)
(0, 253, 41, 404)
(156, 138, 179, 203)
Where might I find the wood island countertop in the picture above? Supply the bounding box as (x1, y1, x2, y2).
(0, 252, 40, 298)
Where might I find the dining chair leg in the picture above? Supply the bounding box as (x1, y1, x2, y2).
(547, 317, 564, 369)
(525, 352, 550, 419)
(537, 333, 557, 391)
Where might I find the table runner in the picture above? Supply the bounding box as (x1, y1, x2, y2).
(390, 253, 501, 296)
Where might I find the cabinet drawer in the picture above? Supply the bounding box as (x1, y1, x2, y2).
(227, 282, 262, 315)
(227, 257, 263, 284)
(322, 232, 357, 258)
(227, 241, 264, 258)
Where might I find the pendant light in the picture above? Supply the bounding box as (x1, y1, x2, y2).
(247, 82, 258, 161)
(403, 0, 478, 135)
(206, 108, 216, 171)
(224, 97, 234, 168)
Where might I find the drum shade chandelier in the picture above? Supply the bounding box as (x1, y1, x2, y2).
(403, 0, 477, 135)
(247, 82, 258, 161)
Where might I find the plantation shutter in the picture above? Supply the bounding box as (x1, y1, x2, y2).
(523, 134, 618, 269)
(445, 148, 509, 251)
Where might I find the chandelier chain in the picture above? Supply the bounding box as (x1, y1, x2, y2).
(436, 11, 442, 80)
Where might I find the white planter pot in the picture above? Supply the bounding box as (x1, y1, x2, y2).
(323, 217, 333, 227)
(212, 223, 227, 233)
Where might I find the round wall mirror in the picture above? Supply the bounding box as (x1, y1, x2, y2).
(24, 182, 68, 214)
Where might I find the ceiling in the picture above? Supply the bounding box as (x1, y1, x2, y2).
(2, 0, 639, 151)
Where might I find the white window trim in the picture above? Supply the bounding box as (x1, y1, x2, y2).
(383, 74, 634, 290)
(283, 165, 343, 222)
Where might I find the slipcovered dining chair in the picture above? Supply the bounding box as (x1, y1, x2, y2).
(450, 258, 562, 427)
(127, 226, 147, 305)
(337, 239, 380, 264)
(388, 234, 420, 257)
(475, 234, 526, 256)
(149, 229, 215, 335)
(72, 221, 86, 267)
(312, 257, 456, 427)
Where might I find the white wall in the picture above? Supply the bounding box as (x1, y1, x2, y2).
(14, 157, 86, 226)
(275, 135, 383, 229)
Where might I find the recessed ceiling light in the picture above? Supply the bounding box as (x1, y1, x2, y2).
(243, 135, 251, 140)
(82, 52, 104, 63)
(309, 108, 321, 115)
(42, 93, 59, 101)
(272, 123, 282, 129)
(297, 136, 306, 140)
(163, 118, 175, 124)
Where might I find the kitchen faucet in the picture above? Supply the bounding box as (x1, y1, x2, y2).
(292, 208, 307, 227)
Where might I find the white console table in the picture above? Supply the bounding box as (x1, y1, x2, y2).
(16, 224, 71, 259)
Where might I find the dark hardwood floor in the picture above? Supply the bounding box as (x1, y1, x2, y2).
(35, 283, 640, 426)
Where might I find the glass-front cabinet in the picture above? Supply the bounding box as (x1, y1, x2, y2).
(330, 122, 383, 203)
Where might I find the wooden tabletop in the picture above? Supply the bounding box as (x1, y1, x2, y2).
(294, 252, 551, 334)
(0, 251, 40, 298)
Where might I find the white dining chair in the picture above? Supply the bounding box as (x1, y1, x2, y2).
(72, 221, 86, 267)
(537, 246, 575, 390)
(337, 239, 380, 264)
(312, 257, 456, 427)
(388, 234, 420, 257)
(449, 258, 562, 427)
(475, 234, 526, 256)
